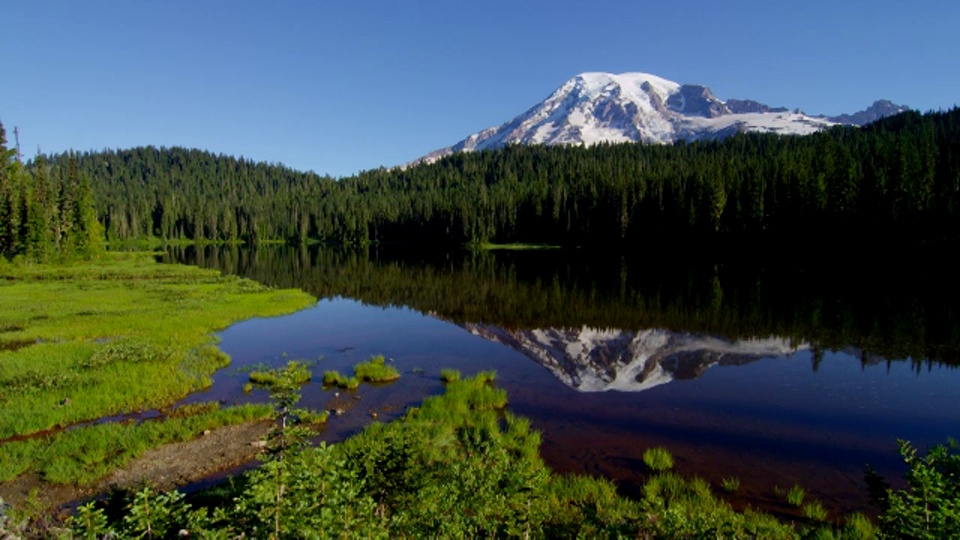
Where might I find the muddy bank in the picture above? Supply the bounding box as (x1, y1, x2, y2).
(0, 420, 271, 520)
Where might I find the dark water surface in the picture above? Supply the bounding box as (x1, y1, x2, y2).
(166, 245, 960, 517)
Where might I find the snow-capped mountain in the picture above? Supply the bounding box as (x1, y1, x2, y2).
(462, 324, 808, 392)
(420, 72, 909, 163)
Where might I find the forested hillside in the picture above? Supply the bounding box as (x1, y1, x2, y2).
(40, 108, 960, 247)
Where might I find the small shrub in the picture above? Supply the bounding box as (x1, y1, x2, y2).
(786, 484, 806, 507)
(802, 501, 828, 521)
(843, 512, 875, 539)
(643, 447, 674, 472)
(440, 368, 461, 382)
(878, 439, 960, 539)
(242, 382, 253, 393)
(721, 477, 740, 493)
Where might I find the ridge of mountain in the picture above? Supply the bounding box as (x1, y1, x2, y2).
(418, 72, 910, 164)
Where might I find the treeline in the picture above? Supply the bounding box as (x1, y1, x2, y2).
(169, 244, 960, 367)
(0, 123, 101, 262)
(41, 146, 334, 243)
(40, 107, 960, 247)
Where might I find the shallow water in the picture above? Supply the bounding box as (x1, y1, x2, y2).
(168, 245, 960, 517)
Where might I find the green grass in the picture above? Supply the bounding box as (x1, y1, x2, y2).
(643, 447, 674, 472)
(249, 361, 311, 387)
(0, 252, 314, 487)
(801, 501, 828, 521)
(64, 377, 869, 539)
(0, 252, 313, 442)
(353, 355, 400, 383)
(721, 476, 741, 492)
(322, 370, 360, 390)
(0, 403, 272, 485)
(842, 512, 876, 539)
(439, 368, 461, 382)
(786, 484, 806, 507)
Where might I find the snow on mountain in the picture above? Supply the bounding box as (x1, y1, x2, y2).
(462, 324, 808, 392)
(418, 72, 909, 164)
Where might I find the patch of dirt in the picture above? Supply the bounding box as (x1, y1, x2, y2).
(0, 420, 272, 519)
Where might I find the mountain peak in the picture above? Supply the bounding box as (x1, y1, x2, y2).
(417, 72, 910, 164)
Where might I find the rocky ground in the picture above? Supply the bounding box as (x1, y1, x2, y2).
(0, 420, 271, 526)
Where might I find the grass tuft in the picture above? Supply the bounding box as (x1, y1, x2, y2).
(786, 484, 806, 507)
(440, 368, 461, 382)
(643, 447, 674, 472)
(801, 501, 828, 521)
(353, 355, 400, 383)
(721, 476, 741, 493)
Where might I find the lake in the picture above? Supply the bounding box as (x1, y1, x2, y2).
(166, 244, 960, 518)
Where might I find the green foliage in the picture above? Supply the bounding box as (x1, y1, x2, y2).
(0, 252, 313, 442)
(843, 512, 876, 539)
(439, 368, 461, 382)
(0, 122, 102, 262)
(58, 378, 899, 538)
(0, 403, 271, 485)
(323, 369, 361, 389)
(248, 359, 311, 387)
(878, 439, 960, 539)
(721, 476, 741, 492)
(353, 354, 400, 383)
(34, 108, 960, 251)
(643, 446, 675, 472)
(787, 483, 807, 507)
(641, 472, 797, 538)
(248, 360, 325, 461)
(235, 443, 384, 539)
(803, 500, 829, 521)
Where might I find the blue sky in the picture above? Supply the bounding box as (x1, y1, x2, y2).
(2, 1, 958, 177)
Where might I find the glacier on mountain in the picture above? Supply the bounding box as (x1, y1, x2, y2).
(419, 72, 908, 164)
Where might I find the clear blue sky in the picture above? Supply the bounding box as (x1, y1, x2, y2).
(2, 1, 958, 177)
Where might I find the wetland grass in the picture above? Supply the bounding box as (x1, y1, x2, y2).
(439, 368, 461, 382)
(322, 370, 360, 390)
(0, 403, 272, 485)
(0, 252, 313, 484)
(721, 476, 741, 493)
(353, 354, 400, 383)
(786, 484, 806, 507)
(642, 447, 674, 472)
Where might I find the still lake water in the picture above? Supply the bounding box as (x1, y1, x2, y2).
(167, 245, 959, 517)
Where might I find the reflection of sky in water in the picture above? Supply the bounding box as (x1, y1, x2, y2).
(215, 296, 960, 454)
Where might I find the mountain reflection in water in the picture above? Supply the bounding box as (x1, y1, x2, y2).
(462, 324, 808, 392)
(166, 244, 960, 517)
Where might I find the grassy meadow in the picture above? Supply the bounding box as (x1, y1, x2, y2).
(0, 252, 314, 483)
